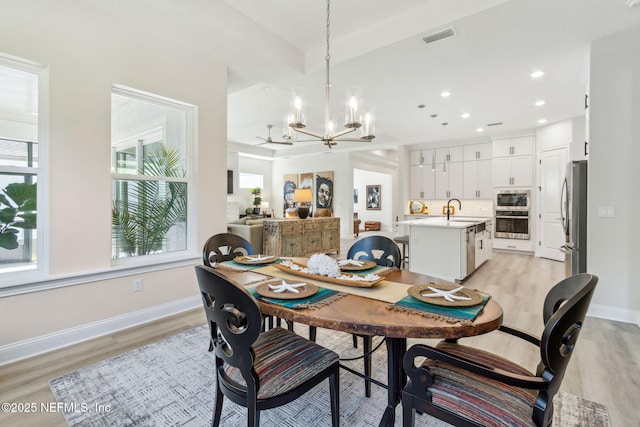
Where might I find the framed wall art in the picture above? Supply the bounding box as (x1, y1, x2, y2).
(366, 185, 381, 210)
(315, 171, 334, 209)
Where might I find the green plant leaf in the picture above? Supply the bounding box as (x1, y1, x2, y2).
(0, 229, 19, 250)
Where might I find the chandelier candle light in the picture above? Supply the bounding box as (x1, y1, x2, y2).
(287, 0, 375, 148)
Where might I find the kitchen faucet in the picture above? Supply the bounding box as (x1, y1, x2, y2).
(446, 198, 461, 221)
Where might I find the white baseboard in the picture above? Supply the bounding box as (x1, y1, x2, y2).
(0, 296, 201, 366)
(588, 303, 640, 326)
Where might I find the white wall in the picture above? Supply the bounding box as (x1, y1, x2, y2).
(0, 1, 227, 349)
(353, 168, 393, 231)
(588, 30, 640, 324)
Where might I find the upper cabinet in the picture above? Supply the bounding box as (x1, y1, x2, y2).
(492, 136, 534, 187)
(435, 146, 463, 163)
(435, 161, 463, 199)
(463, 142, 492, 161)
(493, 136, 534, 158)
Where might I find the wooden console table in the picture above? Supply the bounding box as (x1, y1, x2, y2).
(263, 217, 340, 257)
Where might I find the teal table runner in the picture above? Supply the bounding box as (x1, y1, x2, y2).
(389, 295, 490, 325)
(249, 286, 345, 309)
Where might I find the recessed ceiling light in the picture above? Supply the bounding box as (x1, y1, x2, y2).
(531, 70, 545, 79)
(534, 100, 546, 106)
(476, 127, 484, 133)
(538, 118, 547, 124)
(461, 113, 470, 119)
(441, 91, 451, 98)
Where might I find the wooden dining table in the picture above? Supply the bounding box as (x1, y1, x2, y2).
(219, 261, 503, 427)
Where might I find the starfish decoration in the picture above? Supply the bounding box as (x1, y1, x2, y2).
(268, 280, 307, 294)
(338, 259, 364, 267)
(246, 254, 274, 262)
(421, 286, 471, 302)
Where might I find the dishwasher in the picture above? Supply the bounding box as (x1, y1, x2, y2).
(465, 226, 476, 277)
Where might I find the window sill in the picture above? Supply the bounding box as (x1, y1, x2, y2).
(0, 256, 200, 298)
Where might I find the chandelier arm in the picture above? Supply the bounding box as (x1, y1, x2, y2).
(293, 128, 325, 139)
(331, 127, 357, 139)
(334, 137, 373, 143)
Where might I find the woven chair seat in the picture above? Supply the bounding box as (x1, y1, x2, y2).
(225, 327, 338, 399)
(423, 341, 537, 427)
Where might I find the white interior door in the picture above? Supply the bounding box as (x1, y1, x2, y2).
(538, 147, 568, 261)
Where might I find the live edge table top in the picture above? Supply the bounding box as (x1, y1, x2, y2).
(224, 267, 503, 340)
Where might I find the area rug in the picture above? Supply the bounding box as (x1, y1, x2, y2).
(49, 325, 610, 427)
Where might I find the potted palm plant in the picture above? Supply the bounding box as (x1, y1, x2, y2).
(250, 187, 262, 214)
(111, 145, 187, 257)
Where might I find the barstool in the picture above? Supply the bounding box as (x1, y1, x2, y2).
(394, 235, 410, 269)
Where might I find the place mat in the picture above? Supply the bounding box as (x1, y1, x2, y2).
(272, 262, 384, 288)
(388, 294, 491, 325)
(408, 283, 483, 307)
(234, 255, 278, 265)
(249, 285, 345, 310)
(219, 258, 281, 271)
(255, 280, 318, 299)
(253, 264, 412, 303)
(338, 259, 377, 271)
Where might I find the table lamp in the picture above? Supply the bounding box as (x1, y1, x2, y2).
(294, 188, 313, 219)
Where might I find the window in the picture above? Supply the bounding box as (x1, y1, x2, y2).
(111, 86, 194, 261)
(239, 173, 263, 189)
(0, 56, 44, 281)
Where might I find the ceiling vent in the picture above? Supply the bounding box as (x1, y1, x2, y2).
(422, 27, 456, 45)
(487, 122, 503, 127)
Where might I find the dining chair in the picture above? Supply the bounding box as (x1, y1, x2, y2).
(202, 233, 279, 342)
(202, 232, 254, 266)
(402, 273, 598, 427)
(347, 235, 401, 397)
(194, 265, 340, 427)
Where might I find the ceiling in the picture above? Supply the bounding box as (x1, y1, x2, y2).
(61, 1, 640, 158)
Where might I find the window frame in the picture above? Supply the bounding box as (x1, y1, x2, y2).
(110, 84, 198, 267)
(0, 53, 49, 288)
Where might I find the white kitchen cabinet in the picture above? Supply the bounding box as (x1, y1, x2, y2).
(409, 164, 436, 199)
(475, 225, 493, 268)
(435, 161, 463, 199)
(492, 156, 533, 187)
(435, 146, 463, 164)
(409, 165, 423, 199)
(463, 142, 492, 161)
(492, 237, 533, 252)
(492, 136, 534, 187)
(463, 158, 492, 199)
(409, 150, 422, 166)
(410, 148, 436, 167)
(493, 136, 534, 158)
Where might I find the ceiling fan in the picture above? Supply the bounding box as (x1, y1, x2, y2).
(256, 124, 294, 146)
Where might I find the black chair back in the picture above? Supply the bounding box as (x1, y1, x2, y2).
(534, 273, 597, 425)
(203, 233, 254, 266)
(194, 265, 262, 394)
(347, 235, 401, 268)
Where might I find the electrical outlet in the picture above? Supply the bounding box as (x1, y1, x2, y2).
(598, 206, 615, 218)
(133, 279, 143, 292)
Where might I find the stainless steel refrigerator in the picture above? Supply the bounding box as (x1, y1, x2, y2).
(560, 160, 588, 275)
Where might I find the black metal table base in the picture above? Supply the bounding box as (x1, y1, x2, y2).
(338, 337, 407, 427)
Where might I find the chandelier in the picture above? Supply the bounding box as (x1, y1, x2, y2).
(286, 0, 375, 148)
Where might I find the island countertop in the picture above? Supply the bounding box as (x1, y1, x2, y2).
(398, 216, 491, 229)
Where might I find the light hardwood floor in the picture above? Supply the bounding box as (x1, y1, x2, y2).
(1, 235, 638, 426)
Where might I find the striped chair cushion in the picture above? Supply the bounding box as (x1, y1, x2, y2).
(224, 327, 338, 399)
(423, 341, 538, 427)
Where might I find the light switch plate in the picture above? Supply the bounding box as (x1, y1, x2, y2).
(598, 206, 615, 217)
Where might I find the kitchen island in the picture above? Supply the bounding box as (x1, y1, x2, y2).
(398, 216, 492, 282)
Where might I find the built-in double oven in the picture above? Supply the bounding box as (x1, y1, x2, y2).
(494, 190, 530, 240)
